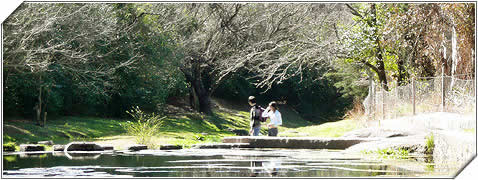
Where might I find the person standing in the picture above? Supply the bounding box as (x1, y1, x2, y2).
(262, 101, 282, 136)
(248, 96, 263, 136)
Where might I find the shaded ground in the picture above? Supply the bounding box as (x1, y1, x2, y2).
(4, 97, 360, 150)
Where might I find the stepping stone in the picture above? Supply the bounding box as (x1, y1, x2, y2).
(64, 142, 104, 151)
(223, 136, 371, 149)
(3, 144, 16, 152)
(101, 145, 114, 150)
(53, 145, 65, 151)
(160, 144, 182, 150)
(19, 144, 45, 152)
(127, 144, 148, 151)
(191, 143, 251, 149)
(37, 140, 54, 145)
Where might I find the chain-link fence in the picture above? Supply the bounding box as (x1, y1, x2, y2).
(364, 74, 475, 121)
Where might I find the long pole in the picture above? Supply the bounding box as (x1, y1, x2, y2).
(412, 77, 416, 115)
(442, 65, 446, 112)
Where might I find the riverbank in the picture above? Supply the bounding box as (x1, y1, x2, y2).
(343, 112, 476, 176)
(3, 98, 361, 151)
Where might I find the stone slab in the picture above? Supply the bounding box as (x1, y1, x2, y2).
(222, 136, 372, 149)
(64, 142, 104, 151)
(127, 144, 148, 151)
(19, 144, 45, 152)
(53, 145, 65, 151)
(160, 144, 183, 150)
(101, 145, 114, 150)
(37, 141, 54, 145)
(191, 143, 251, 149)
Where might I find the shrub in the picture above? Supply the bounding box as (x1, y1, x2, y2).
(121, 106, 165, 146)
(426, 133, 435, 154)
(3, 142, 17, 152)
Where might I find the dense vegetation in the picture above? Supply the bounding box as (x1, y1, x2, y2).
(3, 3, 475, 126)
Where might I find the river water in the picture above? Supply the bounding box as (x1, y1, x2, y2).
(3, 148, 451, 177)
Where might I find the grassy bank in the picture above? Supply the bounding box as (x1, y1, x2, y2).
(3, 98, 361, 150)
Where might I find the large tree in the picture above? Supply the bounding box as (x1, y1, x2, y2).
(137, 4, 348, 114)
(3, 3, 145, 123)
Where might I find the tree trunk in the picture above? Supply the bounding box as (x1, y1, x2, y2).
(190, 78, 213, 115)
(371, 4, 389, 91)
(397, 58, 406, 86)
(37, 74, 43, 126)
(182, 60, 214, 115)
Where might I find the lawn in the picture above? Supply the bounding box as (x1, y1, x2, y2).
(3, 98, 362, 150)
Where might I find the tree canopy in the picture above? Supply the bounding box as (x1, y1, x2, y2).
(2, 3, 475, 123)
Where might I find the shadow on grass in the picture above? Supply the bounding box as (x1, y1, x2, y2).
(4, 116, 127, 144)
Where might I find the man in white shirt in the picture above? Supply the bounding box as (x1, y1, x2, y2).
(262, 101, 282, 136)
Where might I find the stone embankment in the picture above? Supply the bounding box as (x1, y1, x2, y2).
(222, 136, 372, 149)
(350, 112, 476, 174)
(342, 128, 429, 155)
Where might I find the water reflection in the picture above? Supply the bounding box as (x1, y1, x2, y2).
(2, 149, 453, 177)
(249, 161, 261, 177)
(263, 159, 281, 176)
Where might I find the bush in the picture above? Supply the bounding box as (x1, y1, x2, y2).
(426, 133, 435, 154)
(120, 106, 165, 146)
(3, 142, 17, 152)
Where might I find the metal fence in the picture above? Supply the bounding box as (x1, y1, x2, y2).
(363, 74, 475, 121)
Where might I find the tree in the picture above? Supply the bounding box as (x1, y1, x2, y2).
(3, 3, 145, 123)
(135, 4, 346, 114)
(341, 3, 391, 90)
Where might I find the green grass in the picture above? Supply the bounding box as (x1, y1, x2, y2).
(463, 128, 476, 134)
(4, 116, 126, 145)
(361, 147, 410, 159)
(3, 98, 361, 150)
(280, 119, 360, 137)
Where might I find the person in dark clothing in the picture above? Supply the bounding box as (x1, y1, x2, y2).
(248, 96, 262, 136)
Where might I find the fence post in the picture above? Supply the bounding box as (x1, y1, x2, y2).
(412, 77, 416, 115)
(441, 65, 446, 112)
(372, 81, 376, 121)
(382, 84, 385, 124)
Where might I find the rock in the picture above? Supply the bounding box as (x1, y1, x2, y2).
(64, 142, 104, 151)
(227, 128, 249, 136)
(160, 144, 182, 150)
(200, 133, 208, 136)
(433, 130, 476, 171)
(101, 145, 114, 150)
(191, 143, 251, 149)
(53, 145, 65, 151)
(127, 144, 147, 151)
(37, 140, 54, 145)
(19, 144, 45, 152)
(223, 136, 370, 149)
(345, 135, 427, 154)
(341, 128, 411, 138)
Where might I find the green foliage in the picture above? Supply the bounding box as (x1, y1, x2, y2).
(3, 135, 16, 143)
(362, 147, 410, 159)
(121, 106, 165, 146)
(214, 68, 351, 123)
(426, 133, 435, 154)
(3, 142, 17, 152)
